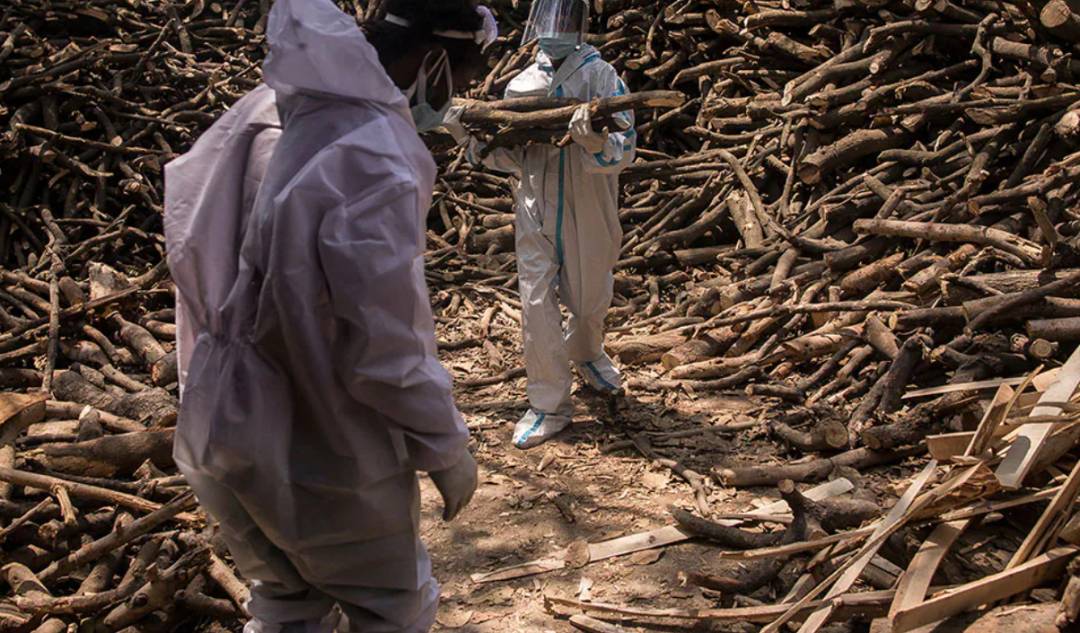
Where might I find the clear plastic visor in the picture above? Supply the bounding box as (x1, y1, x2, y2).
(520, 0, 588, 45)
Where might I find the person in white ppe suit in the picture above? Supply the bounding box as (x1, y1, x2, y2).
(445, 0, 636, 449)
(163, 1, 496, 631)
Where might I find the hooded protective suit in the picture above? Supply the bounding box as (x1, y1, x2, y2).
(472, 45, 635, 432)
(164, 0, 466, 630)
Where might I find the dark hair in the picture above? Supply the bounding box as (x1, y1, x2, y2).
(362, 0, 485, 73)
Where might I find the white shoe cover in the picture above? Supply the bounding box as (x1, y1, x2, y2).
(576, 355, 623, 395)
(513, 409, 571, 449)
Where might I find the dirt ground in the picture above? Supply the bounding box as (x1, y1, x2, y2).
(416, 303, 928, 633)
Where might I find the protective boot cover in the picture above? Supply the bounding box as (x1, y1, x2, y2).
(575, 353, 622, 395)
(513, 409, 572, 449)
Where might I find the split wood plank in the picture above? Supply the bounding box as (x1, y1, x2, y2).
(996, 345, 1080, 489)
(765, 462, 938, 633)
(967, 383, 1018, 457)
(0, 392, 46, 446)
(890, 546, 1079, 633)
(928, 433, 979, 461)
(890, 383, 1021, 621)
(903, 377, 1027, 399)
(902, 369, 1060, 400)
(1006, 458, 1080, 569)
(547, 588, 900, 623)
(888, 521, 968, 620)
(471, 478, 854, 583)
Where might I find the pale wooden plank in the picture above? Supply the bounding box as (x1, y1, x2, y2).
(762, 462, 938, 633)
(888, 520, 968, 619)
(966, 383, 1016, 457)
(1007, 458, 1080, 569)
(996, 346, 1080, 489)
(890, 546, 1079, 633)
(927, 432, 976, 461)
(902, 377, 1026, 400)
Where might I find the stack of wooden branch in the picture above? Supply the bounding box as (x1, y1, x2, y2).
(440, 0, 1080, 630)
(549, 358, 1080, 632)
(4, 0, 1080, 630)
(0, 1, 269, 629)
(0, 262, 254, 631)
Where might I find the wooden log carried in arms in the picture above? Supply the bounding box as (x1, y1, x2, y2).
(451, 91, 686, 132)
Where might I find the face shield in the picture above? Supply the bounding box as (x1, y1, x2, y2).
(520, 0, 588, 46)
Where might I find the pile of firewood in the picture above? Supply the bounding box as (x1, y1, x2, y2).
(0, 0, 267, 630)
(432, 0, 1080, 630)
(439, 0, 1080, 472)
(543, 359, 1080, 632)
(4, 0, 1080, 630)
(0, 274, 252, 631)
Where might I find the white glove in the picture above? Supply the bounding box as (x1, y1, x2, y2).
(569, 104, 606, 153)
(429, 449, 478, 521)
(443, 105, 471, 144)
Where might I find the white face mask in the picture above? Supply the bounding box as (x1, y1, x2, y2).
(405, 49, 453, 133)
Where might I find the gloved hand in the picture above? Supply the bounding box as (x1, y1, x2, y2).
(569, 104, 606, 153)
(442, 105, 471, 144)
(430, 449, 478, 521)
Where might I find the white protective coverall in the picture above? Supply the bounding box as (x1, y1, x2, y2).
(475, 45, 635, 432)
(163, 0, 467, 630)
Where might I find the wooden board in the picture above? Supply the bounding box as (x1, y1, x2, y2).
(547, 588, 897, 623)
(766, 462, 938, 633)
(927, 433, 977, 461)
(889, 520, 969, 619)
(0, 392, 47, 446)
(1007, 458, 1080, 569)
(966, 383, 1016, 457)
(471, 478, 854, 583)
(902, 377, 1028, 400)
(890, 546, 1079, 633)
(587, 525, 688, 562)
(996, 346, 1080, 489)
